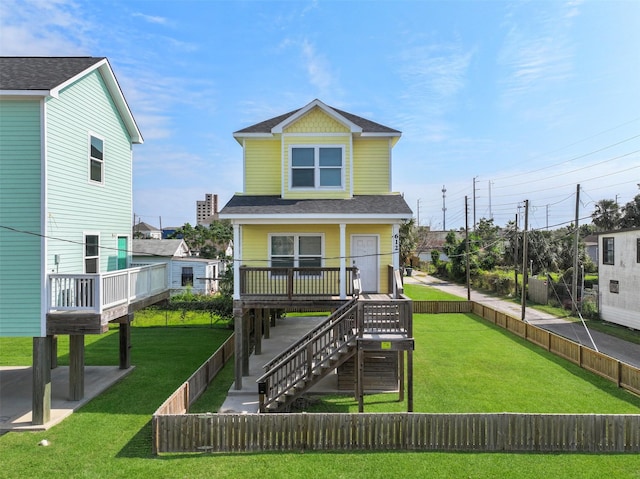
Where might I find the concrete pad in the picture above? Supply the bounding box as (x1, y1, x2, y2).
(219, 315, 339, 414)
(0, 365, 134, 432)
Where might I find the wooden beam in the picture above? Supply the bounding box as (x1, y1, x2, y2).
(119, 315, 132, 369)
(49, 335, 58, 369)
(254, 309, 262, 355)
(69, 335, 85, 401)
(233, 305, 243, 390)
(32, 337, 51, 425)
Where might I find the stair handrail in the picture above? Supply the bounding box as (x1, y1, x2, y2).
(262, 297, 358, 372)
(257, 300, 359, 412)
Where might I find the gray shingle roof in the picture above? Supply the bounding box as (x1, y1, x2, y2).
(0, 57, 106, 90)
(235, 101, 400, 135)
(132, 239, 187, 257)
(220, 195, 413, 216)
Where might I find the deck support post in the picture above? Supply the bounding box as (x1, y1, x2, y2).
(254, 309, 263, 355)
(119, 315, 132, 369)
(69, 334, 85, 401)
(398, 350, 404, 402)
(32, 336, 52, 425)
(263, 309, 271, 339)
(233, 305, 243, 390)
(49, 335, 58, 369)
(242, 309, 250, 376)
(357, 346, 364, 413)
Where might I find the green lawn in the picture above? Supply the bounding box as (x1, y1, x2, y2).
(1, 311, 639, 478)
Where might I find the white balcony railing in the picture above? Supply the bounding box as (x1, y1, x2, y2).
(48, 263, 168, 314)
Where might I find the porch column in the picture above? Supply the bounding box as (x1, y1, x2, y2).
(339, 223, 346, 299)
(233, 304, 243, 390)
(392, 224, 400, 270)
(32, 336, 52, 425)
(233, 224, 241, 300)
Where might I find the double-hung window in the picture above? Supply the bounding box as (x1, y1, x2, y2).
(85, 234, 99, 273)
(602, 237, 614, 265)
(270, 234, 322, 275)
(181, 267, 194, 286)
(291, 146, 343, 189)
(89, 135, 104, 184)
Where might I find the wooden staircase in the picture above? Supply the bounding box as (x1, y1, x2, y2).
(256, 298, 359, 412)
(256, 296, 414, 413)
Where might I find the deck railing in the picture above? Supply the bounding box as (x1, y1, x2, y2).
(48, 263, 168, 314)
(239, 266, 357, 299)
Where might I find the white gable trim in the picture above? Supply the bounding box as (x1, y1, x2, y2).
(50, 59, 143, 144)
(271, 99, 363, 134)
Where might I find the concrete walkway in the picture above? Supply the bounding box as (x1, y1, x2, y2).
(219, 314, 338, 414)
(0, 365, 133, 432)
(405, 272, 640, 368)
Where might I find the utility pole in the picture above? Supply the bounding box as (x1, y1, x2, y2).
(441, 185, 447, 230)
(465, 196, 471, 301)
(520, 200, 529, 321)
(488, 180, 493, 220)
(514, 213, 519, 297)
(546, 204, 549, 230)
(472, 177, 477, 230)
(572, 184, 580, 315)
(416, 199, 421, 227)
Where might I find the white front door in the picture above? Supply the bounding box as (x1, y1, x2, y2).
(351, 235, 378, 293)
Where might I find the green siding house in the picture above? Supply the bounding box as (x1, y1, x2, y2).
(0, 57, 167, 425)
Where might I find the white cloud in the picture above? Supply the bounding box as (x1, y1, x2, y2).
(300, 39, 341, 99)
(498, 2, 580, 108)
(132, 12, 169, 25)
(0, 0, 91, 55)
(395, 42, 474, 141)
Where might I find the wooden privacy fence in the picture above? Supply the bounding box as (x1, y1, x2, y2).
(152, 301, 640, 455)
(469, 302, 640, 397)
(155, 335, 234, 416)
(153, 412, 640, 453)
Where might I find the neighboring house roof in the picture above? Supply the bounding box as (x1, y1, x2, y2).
(134, 221, 160, 233)
(132, 239, 190, 257)
(220, 195, 412, 219)
(0, 56, 142, 144)
(234, 99, 400, 138)
(594, 227, 640, 236)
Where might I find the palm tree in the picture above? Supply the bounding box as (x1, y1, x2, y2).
(591, 199, 621, 231)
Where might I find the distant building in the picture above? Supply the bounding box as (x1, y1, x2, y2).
(196, 193, 219, 225)
(133, 221, 161, 239)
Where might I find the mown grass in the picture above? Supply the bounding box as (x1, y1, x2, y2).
(1, 310, 639, 478)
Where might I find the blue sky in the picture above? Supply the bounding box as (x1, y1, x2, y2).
(2, 0, 639, 231)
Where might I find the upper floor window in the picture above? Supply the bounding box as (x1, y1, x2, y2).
(89, 135, 104, 184)
(602, 237, 614, 265)
(291, 146, 343, 189)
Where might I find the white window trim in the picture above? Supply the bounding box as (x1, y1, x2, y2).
(289, 145, 345, 191)
(268, 233, 325, 277)
(84, 232, 100, 274)
(88, 132, 105, 186)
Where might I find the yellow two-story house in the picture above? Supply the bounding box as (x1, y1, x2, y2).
(220, 99, 412, 301)
(220, 100, 414, 407)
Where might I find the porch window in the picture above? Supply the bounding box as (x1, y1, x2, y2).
(89, 135, 104, 184)
(270, 234, 322, 275)
(602, 237, 614, 265)
(85, 234, 99, 273)
(291, 146, 343, 189)
(181, 267, 194, 286)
